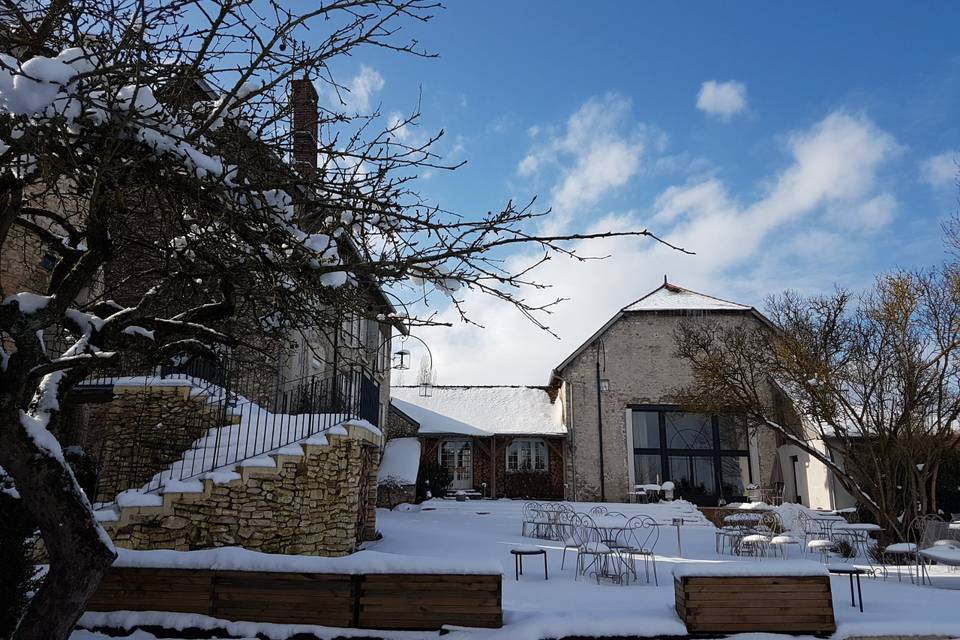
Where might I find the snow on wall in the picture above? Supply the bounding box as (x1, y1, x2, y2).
(391, 386, 564, 436)
(377, 437, 421, 485)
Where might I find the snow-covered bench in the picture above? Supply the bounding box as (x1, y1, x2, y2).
(673, 561, 835, 634)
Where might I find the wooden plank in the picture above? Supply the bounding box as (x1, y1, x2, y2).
(685, 584, 829, 594)
(361, 574, 500, 584)
(688, 603, 833, 613)
(688, 624, 836, 633)
(215, 571, 352, 582)
(214, 592, 352, 605)
(685, 591, 832, 602)
(689, 613, 834, 622)
(361, 584, 499, 595)
(361, 596, 499, 606)
(685, 576, 827, 586)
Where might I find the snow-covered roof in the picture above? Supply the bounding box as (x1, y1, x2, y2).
(391, 386, 565, 437)
(377, 437, 421, 484)
(622, 282, 751, 312)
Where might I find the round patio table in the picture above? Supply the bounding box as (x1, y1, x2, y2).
(723, 512, 764, 524)
(590, 514, 629, 538)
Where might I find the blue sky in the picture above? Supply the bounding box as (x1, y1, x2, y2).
(323, 2, 960, 384)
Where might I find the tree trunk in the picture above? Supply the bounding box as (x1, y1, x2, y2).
(0, 406, 116, 640)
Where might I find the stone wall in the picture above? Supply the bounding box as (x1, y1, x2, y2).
(385, 404, 420, 439)
(102, 423, 382, 556)
(65, 383, 230, 503)
(557, 311, 782, 502)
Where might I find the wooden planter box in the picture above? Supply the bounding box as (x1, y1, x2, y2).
(674, 573, 836, 634)
(87, 567, 502, 631)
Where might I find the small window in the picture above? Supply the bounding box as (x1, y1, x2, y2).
(40, 254, 57, 271)
(506, 439, 548, 472)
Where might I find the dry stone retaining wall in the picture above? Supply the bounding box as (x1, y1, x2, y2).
(67, 384, 231, 502)
(102, 423, 382, 556)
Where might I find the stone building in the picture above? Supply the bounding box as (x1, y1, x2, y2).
(2, 74, 404, 556)
(548, 280, 856, 509)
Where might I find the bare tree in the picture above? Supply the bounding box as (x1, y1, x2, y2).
(0, 1, 683, 637)
(675, 270, 960, 540)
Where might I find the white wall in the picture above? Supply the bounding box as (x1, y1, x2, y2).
(777, 441, 855, 510)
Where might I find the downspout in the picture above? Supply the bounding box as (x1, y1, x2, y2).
(596, 341, 606, 502)
(568, 381, 576, 501)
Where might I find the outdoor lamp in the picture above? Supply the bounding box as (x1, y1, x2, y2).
(393, 349, 411, 370)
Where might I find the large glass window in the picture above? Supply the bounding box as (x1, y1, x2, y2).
(630, 408, 752, 505)
(665, 412, 713, 449)
(506, 439, 548, 472)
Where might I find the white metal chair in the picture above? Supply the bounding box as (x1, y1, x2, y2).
(609, 515, 659, 585)
(521, 501, 543, 537)
(770, 534, 801, 558)
(739, 533, 771, 559)
(572, 513, 627, 584)
(807, 538, 837, 563)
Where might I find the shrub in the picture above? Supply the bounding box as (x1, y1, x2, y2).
(416, 461, 451, 501)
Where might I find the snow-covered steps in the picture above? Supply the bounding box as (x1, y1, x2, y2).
(94, 420, 383, 532)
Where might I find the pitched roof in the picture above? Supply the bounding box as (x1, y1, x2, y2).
(622, 282, 751, 312)
(550, 281, 763, 384)
(391, 386, 565, 437)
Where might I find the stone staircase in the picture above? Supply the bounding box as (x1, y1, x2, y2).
(95, 421, 383, 555)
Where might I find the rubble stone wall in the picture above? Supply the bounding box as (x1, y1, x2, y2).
(102, 423, 382, 556)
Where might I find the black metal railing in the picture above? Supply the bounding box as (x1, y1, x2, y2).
(71, 358, 380, 504)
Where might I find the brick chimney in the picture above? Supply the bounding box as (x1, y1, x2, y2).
(291, 77, 318, 172)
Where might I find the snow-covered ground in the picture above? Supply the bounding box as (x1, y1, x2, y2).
(74, 499, 960, 640)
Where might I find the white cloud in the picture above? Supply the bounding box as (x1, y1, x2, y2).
(696, 80, 748, 120)
(826, 193, 897, 232)
(405, 110, 900, 386)
(920, 151, 958, 190)
(336, 66, 384, 113)
(515, 94, 646, 232)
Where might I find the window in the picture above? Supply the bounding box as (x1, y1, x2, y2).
(633, 453, 662, 485)
(630, 407, 752, 505)
(506, 439, 548, 472)
(631, 411, 661, 448)
(718, 414, 749, 449)
(665, 412, 712, 449)
(719, 455, 751, 497)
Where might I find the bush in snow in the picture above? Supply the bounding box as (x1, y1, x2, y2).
(416, 461, 452, 501)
